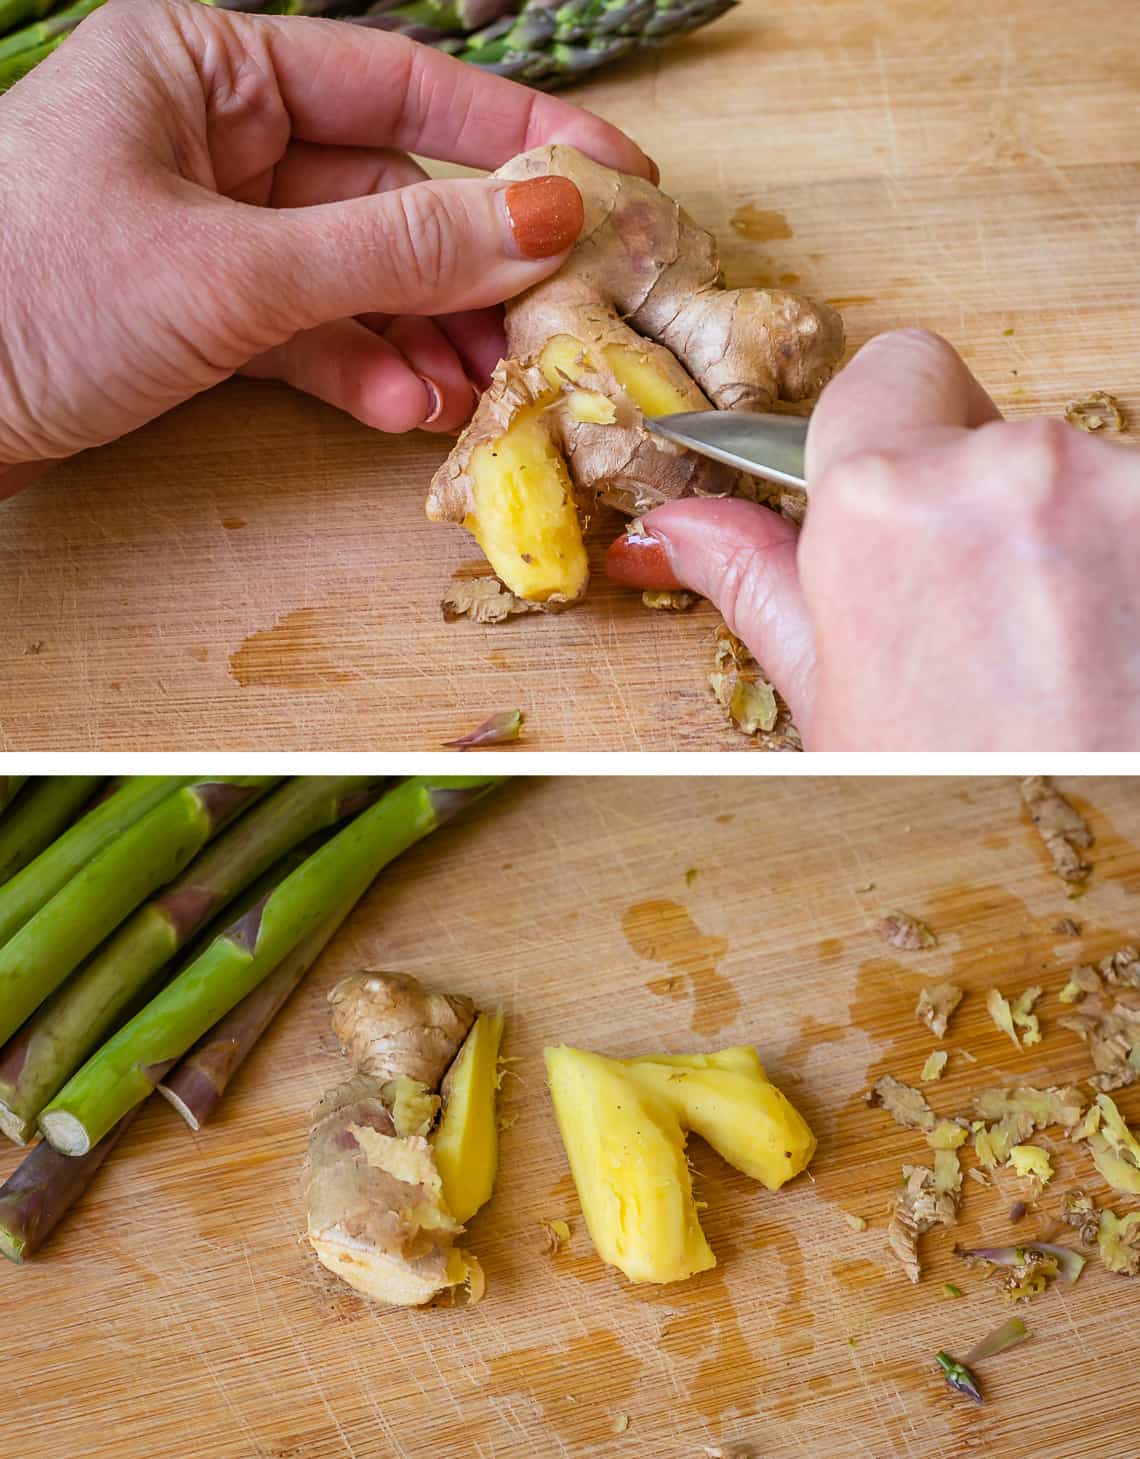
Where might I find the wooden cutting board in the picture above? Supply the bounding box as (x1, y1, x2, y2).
(4, 775, 1140, 1457)
(0, 1, 1137, 749)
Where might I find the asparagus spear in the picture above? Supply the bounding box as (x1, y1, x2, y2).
(0, 0, 58, 40)
(0, 0, 101, 61)
(40, 775, 502, 1155)
(0, 776, 192, 950)
(0, 777, 277, 1053)
(0, 777, 384, 1144)
(449, 0, 735, 86)
(2, 0, 734, 91)
(0, 32, 55, 86)
(0, 1109, 149, 1263)
(158, 900, 351, 1130)
(0, 778, 28, 816)
(0, 778, 104, 889)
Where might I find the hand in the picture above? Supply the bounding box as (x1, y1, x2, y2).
(607, 329, 1140, 749)
(0, 0, 654, 492)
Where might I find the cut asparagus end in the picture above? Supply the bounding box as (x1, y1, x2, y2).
(36, 1108, 90, 1157)
(0, 1099, 34, 1146)
(154, 1080, 201, 1132)
(0, 1226, 25, 1264)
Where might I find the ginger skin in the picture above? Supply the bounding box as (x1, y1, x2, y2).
(428, 146, 844, 604)
(306, 972, 501, 1308)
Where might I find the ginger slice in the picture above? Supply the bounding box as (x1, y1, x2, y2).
(544, 1043, 815, 1285)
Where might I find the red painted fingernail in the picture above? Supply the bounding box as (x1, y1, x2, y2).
(502, 176, 584, 259)
(604, 528, 684, 590)
(647, 156, 661, 186)
(419, 376, 443, 424)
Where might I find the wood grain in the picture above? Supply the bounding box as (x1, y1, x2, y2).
(1, 1, 1137, 748)
(3, 775, 1140, 1457)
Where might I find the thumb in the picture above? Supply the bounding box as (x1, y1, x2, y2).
(609, 498, 817, 724)
(214, 174, 584, 335)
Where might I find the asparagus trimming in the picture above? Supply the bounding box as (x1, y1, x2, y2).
(40, 775, 503, 1155)
(0, 776, 276, 1052)
(0, 776, 384, 1143)
(0, 778, 104, 890)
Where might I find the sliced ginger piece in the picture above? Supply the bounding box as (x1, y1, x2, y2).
(433, 1011, 504, 1225)
(466, 407, 589, 603)
(545, 1044, 715, 1284)
(544, 1043, 815, 1285)
(622, 1046, 816, 1191)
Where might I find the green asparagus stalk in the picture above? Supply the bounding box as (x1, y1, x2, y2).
(0, 777, 277, 1053)
(0, 1108, 148, 1262)
(0, 777, 384, 1144)
(158, 900, 352, 1130)
(0, 0, 58, 40)
(0, 32, 56, 86)
(0, 778, 104, 889)
(0, 0, 101, 61)
(0, 778, 28, 816)
(0, 776, 192, 951)
(40, 775, 502, 1155)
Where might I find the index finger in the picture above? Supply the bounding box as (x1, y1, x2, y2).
(178, 3, 656, 178)
(806, 327, 1001, 482)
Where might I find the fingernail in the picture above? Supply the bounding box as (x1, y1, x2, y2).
(419, 375, 443, 424)
(604, 527, 684, 590)
(646, 156, 661, 186)
(502, 176, 584, 260)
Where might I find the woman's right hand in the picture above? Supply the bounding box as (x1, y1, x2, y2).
(612, 329, 1140, 750)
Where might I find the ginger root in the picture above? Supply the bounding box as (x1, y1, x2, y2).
(306, 972, 502, 1307)
(544, 1044, 816, 1285)
(428, 146, 844, 604)
(328, 970, 474, 1085)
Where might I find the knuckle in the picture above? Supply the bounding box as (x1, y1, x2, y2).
(815, 449, 902, 521)
(987, 416, 1074, 529)
(389, 187, 458, 296)
(714, 537, 795, 643)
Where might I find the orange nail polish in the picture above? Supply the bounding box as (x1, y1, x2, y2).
(604, 529, 684, 590)
(503, 176, 584, 259)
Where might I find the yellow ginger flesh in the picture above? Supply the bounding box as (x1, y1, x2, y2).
(545, 1043, 816, 1284)
(432, 1011, 504, 1225)
(466, 409, 588, 603)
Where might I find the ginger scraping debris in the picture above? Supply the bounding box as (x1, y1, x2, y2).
(428, 146, 843, 605)
(306, 971, 503, 1307)
(544, 1044, 816, 1285)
